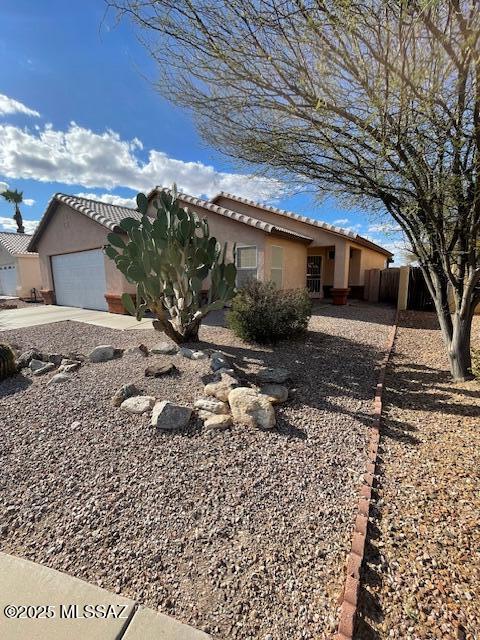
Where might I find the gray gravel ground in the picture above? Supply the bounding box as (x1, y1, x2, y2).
(357, 311, 480, 640)
(0, 302, 394, 639)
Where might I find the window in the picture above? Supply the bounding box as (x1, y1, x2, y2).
(270, 245, 284, 288)
(236, 246, 257, 286)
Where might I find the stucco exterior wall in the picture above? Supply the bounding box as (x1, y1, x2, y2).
(36, 203, 135, 296)
(16, 255, 42, 298)
(356, 244, 388, 283)
(265, 236, 308, 289)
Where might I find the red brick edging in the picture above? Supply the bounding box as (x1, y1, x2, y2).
(334, 310, 399, 640)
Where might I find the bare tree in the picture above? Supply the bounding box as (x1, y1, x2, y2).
(108, 0, 480, 381)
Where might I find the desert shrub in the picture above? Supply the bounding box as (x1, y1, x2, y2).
(228, 280, 312, 344)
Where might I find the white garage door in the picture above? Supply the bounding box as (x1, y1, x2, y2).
(51, 249, 108, 311)
(0, 264, 17, 296)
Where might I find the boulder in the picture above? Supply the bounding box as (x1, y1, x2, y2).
(151, 401, 192, 430)
(204, 414, 232, 430)
(58, 361, 81, 374)
(213, 367, 237, 379)
(194, 397, 229, 414)
(204, 372, 240, 402)
(179, 347, 208, 360)
(16, 349, 43, 370)
(144, 363, 176, 378)
(260, 384, 289, 404)
(125, 345, 149, 358)
(120, 395, 155, 414)
(257, 367, 290, 384)
(47, 373, 72, 385)
(30, 359, 48, 372)
(33, 362, 56, 376)
(88, 345, 117, 363)
(210, 351, 230, 372)
(150, 342, 179, 355)
(111, 383, 140, 407)
(228, 387, 276, 430)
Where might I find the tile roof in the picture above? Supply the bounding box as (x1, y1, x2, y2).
(0, 231, 35, 256)
(211, 192, 393, 256)
(150, 188, 313, 243)
(53, 194, 143, 230)
(28, 194, 143, 251)
(29, 190, 313, 252)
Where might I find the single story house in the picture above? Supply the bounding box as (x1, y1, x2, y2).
(0, 231, 42, 298)
(28, 189, 392, 313)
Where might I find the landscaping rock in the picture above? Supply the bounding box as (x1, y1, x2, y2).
(144, 363, 176, 378)
(228, 387, 276, 430)
(204, 372, 240, 402)
(194, 397, 229, 414)
(120, 395, 155, 414)
(30, 359, 48, 372)
(45, 353, 64, 366)
(151, 400, 192, 430)
(204, 414, 232, 430)
(16, 349, 42, 370)
(150, 342, 179, 355)
(47, 373, 71, 385)
(179, 348, 208, 360)
(197, 409, 215, 421)
(32, 362, 56, 376)
(58, 362, 81, 374)
(88, 345, 117, 363)
(257, 367, 290, 384)
(210, 351, 230, 372)
(111, 383, 140, 407)
(125, 345, 149, 358)
(213, 367, 237, 379)
(260, 384, 289, 404)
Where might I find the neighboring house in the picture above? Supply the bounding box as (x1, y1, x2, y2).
(0, 231, 41, 298)
(28, 190, 392, 313)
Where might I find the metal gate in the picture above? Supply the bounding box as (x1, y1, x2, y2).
(407, 267, 434, 310)
(379, 268, 400, 304)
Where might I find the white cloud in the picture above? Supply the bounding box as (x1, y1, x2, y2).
(368, 222, 401, 234)
(0, 181, 8, 192)
(333, 218, 349, 225)
(0, 121, 280, 201)
(75, 192, 137, 208)
(23, 198, 35, 206)
(0, 216, 39, 234)
(0, 93, 40, 118)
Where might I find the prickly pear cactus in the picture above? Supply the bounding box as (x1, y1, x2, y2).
(105, 188, 237, 344)
(0, 343, 16, 380)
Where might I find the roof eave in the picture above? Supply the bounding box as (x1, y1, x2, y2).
(271, 228, 313, 245)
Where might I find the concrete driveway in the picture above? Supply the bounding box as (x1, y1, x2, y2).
(0, 305, 153, 331)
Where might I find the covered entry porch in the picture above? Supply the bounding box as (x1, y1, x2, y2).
(306, 243, 364, 304)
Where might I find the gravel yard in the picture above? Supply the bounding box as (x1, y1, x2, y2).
(357, 311, 480, 640)
(0, 302, 394, 639)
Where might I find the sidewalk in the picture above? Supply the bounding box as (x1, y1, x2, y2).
(0, 305, 153, 331)
(0, 553, 209, 640)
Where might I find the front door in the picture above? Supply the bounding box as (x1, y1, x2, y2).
(306, 255, 322, 297)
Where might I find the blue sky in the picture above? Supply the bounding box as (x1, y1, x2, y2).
(0, 0, 403, 259)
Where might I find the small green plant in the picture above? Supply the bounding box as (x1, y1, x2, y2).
(228, 280, 312, 344)
(472, 349, 480, 380)
(0, 344, 17, 380)
(105, 189, 237, 344)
